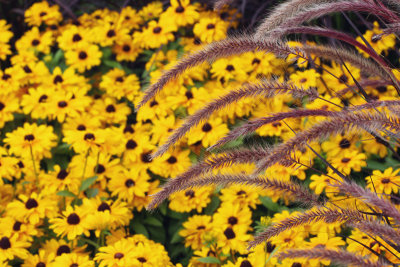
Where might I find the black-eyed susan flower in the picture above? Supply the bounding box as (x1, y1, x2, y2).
(179, 215, 212, 250)
(187, 117, 229, 148)
(160, 0, 199, 28)
(356, 21, 396, 57)
(94, 238, 137, 267)
(24, 1, 62, 26)
(367, 167, 400, 194)
(193, 16, 228, 43)
(63, 128, 106, 154)
(99, 68, 141, 101)
(90, 97, 130, 125)
(50, 206, 89, 240)
(16, 27, 54, 54)
(154, 149, 192, 178)
(65, 43, 102, 72)
(134, 20, 175, 49)
(220, 185, 260, 209)
(51, 252, 94, 267)
(22, 250, 55, 267)
(330, 150, 367, 174)
(169, 186, 213, 213)
(289, 69, 320, 89)
(0, 233, 30, 262)
(4, 123, 57, 160)
(138, 1, 163, 20)
(6, 193, 57, 225)
(215, 225, 250, 254)
(108, 167, 150, 202)
(213, 202, 252, 230)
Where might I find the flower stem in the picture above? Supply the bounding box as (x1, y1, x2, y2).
(29, 144, 39, 187)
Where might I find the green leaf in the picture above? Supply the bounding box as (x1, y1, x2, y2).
(204, 195, 220, 215)
(144, 217, 163, 227)
(259, 196, 288, 212)
(79, 176, 98, 192)
(86, 188, 99, 198)
(57, 190, 76, 198)
(197, 257, 221, 264)
(132, 220, 149, 237)
(170, 228, 184, 244)
(103, 60, 123, 69)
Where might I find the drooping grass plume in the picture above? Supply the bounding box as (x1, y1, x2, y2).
(214, 0, 234, 10)
(151, 80, 317, 158)
(253, 0, 336, 34)
(277, 248, 385, 267)
(147, 146, 271, 210)
(137, 36, 301, 109)
(150, 174, 319, 211)
(209, 109, 339, 150)
(269, 27, 392, 70)
(249, 207, 367, 248)
(256, 1, 398, 39)
(254, 112, 400, 174)
(350, 220, 400, 245)
(333, 180, 400, 223)
(337, 80, 391, 97)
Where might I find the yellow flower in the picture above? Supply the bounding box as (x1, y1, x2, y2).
(193, 16, 228, 43)
(0, 233, 30, 261)
(112, 36, 142, 62)
(65, 43, 102, 72)
(95, 238, 138, 267)
(6, 193, 57, 225)
(153, 149, 192, 178)
(356, 21, 396, 57)
(51, 253, 94, 267)
(330, 150, 367, 174)
(213, 202, 252, 230)
(367, 167, 400, 194)
(180, 215, 212, 250)
(169, 187, 213, 213)
(134, 20, 175, 49)
(99, 68, 140, 101)
(24, 1, 62, 26)
(16, 27, 54, 54)
(49, 206, 90, 240)
(160, 0, 199, 28)
(4, 123, 57, 160)
(289, 69, 320, 89)
(220, 185, 260, 209)
(187, 117, 229, 148)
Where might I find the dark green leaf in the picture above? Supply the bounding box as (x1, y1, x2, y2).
(197, 257, 221, 264)
(80, 176, 98, 192)
(57, 190, 76, 198)
(144, 217, 163, 227)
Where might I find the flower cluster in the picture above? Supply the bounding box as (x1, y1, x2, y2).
(0, 0, 399, 266)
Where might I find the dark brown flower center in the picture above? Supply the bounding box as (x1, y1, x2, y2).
(23, 65, 32, 73)
(167, 156, 177, 164)
(153, 27, 162, 34)
(36, 262, 46, 267)
(252, 58, 261, 65)
(77, 124, 86, 131)
(25, 198, 38, 209)
(31, 39, 40, 46)
(98, 202, 111, 212)
(382, 178, 391, 184)
(339, 74, 348, 84)
(67, 213, 80, 225)
(116, 76, 124, 82)
(141, 153, 152, 163)
(292, 263, 302, 267)
(53, 75, 63, 84)
(95, 164, 105, 174)
(185, 190, 195, 198)
(266, 242, 276, 253)
(84, 133, 95, 140)
(125, 179, 135, 188)
(0, 102, 5, 111)
(197, 225, 205, 230)
(202, 123, 212, 132)
(138, 257, 147, 263)
(240, 260, 252, 267)
(175, 6, 185, 13)
(126, 139, 137, 149)
(39, 95, 48, 103)
(72, 34, 82, 42)
(207, 23, 215, 29)
(56, 245, 71, 256)
(339, 138, 351, 149)
(0, 237, 11, 249)
(58, 101, 68, 108)
(78, 51, 88, 60)
(39, 12, 47, 17)
(226, 65, 235, 71)
(107, 30, 116, 38)
(13, 221, 22, 231)
(57, 170, 69, 180)
(228, 216, 238, 225)
(122, 45, 131, 52)
(299, 78, 307, 83)
(114, 252, 124, 259)
(341, 157, 351, 163)
(106, 104, 116, 113)
(224, 227, 235, 239)
(185, 91, 193, 99)
(1, 74, 11, 80)
(150, 100, 158, 107)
